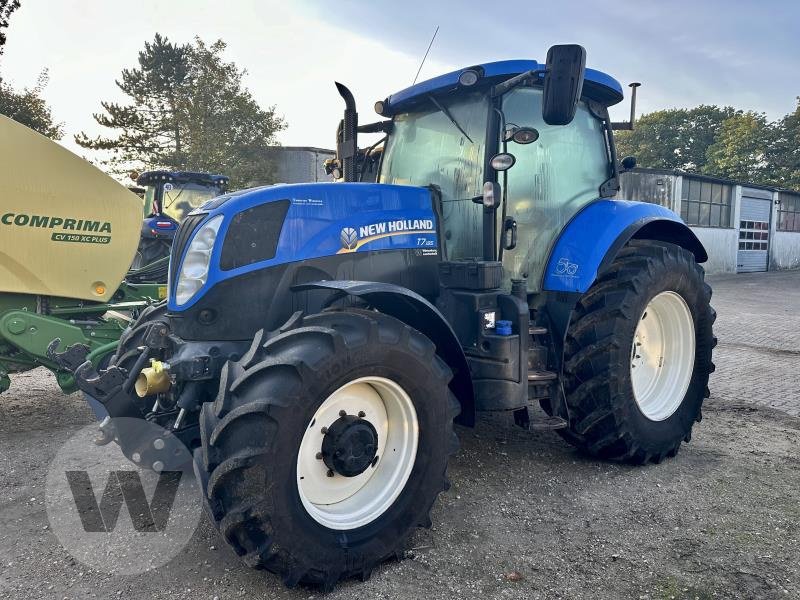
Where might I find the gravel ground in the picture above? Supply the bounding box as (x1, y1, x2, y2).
(1, 270, 799, 599)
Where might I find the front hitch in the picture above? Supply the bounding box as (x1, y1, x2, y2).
(48, 329, 190, 470)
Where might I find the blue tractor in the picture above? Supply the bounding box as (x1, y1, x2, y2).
(129, 170, 229, 272)
(55, 46, 715, 589)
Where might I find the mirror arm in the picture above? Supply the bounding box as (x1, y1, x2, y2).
(491, 69, 545, 98)
(357, 120, 393, 134)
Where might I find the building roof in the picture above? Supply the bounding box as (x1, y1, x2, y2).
(629, 167, 800, 196)
(384, 59, 624, 114)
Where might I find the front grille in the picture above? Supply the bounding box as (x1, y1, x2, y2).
(220, 200, 289, 270)
(169, 213, 207, 294)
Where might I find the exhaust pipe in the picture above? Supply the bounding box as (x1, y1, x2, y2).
(335, 82, 358, 182)
(628, 82, 641, 128)
(611, 82, 642, 131)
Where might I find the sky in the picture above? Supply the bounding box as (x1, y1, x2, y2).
(1, 0, 798, 159)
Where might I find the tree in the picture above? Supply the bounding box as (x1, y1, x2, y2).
(766, 98, 800, 189)
(703, 112, 772, 183)
(0, 70, 63, 138)
(76, 34, 286, 188)
(615, 105, 739, 172)
(0, 0, 20, 56)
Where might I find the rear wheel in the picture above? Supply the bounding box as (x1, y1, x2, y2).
(558, 240, 716, 463)
(196, 309, 459, 589)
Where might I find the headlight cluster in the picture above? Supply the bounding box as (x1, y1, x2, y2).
(174, 214, 223, 305)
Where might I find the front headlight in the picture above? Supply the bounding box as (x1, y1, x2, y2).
(174, 215, 223, 306)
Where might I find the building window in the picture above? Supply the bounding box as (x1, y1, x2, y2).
(680, 178, 733, 228)
(738, 220, 770, 251)
(777, 192, 800, 232)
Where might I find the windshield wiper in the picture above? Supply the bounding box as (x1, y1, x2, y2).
(428, 95, 473, 144)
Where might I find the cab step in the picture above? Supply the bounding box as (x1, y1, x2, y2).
(527, 370, 557, 383)
(513, 407, 569, 430)
(529, 325, 548, 336)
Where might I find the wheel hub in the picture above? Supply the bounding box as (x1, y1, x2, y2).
(630, 291, 696, 421)
(321, 414, 379, 477)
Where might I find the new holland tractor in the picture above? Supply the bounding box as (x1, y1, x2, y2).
(55, 45, 716, 589)
(131, 170, 229, 272)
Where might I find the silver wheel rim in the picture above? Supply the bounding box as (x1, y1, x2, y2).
(630, 291, 696, 421)
(296, 376, 418, 530)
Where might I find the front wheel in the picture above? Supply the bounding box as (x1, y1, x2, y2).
(196, 308, 459, 589)
(558, 240, 716, 464)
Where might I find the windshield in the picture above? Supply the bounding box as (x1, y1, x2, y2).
(161, 182, 220, 222)
(143, 185, 156, 216)
(379, 92, 488, 260)
(500, 88, 610, 290)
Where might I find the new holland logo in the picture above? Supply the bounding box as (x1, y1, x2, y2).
(340, 227, 358, 250)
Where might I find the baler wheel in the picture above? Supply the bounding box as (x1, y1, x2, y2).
(556, 240, 716, 464)
(195, 308, 459, 590)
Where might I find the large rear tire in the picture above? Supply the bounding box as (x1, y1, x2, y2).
(196, 308, 459, 589)
(558, 240, 716, 464)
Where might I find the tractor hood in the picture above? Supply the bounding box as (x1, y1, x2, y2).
(0, 116, 143, 302)
(168, 182, 439, 311)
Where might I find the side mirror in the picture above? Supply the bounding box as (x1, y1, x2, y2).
(620, 156, 637, 171)
(542, 44, 586, 126)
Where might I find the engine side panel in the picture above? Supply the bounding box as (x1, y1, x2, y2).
(169, 183, 439, 311)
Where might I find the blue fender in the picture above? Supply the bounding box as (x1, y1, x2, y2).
(292, 279, 475, 427)
(543, 199, 707, 294)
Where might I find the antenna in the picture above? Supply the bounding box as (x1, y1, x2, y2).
(412, 26, 439, 85)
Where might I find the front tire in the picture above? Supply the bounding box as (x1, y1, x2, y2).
(196, 309, 459, 589)
(558, 240, 716, 464)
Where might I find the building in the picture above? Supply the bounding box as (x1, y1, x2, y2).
(618, 169, 800, 274)
(267, 146, 335, 184)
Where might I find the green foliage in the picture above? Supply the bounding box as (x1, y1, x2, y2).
(76, 34, 286, 188)
(0, 0, 20, 55)
(704, 112, 771, 183)
(619, 99, 800, 191)
(615, 105, 738, 172)
(0, 70, 63, 139)
(766, 98, 800, 189)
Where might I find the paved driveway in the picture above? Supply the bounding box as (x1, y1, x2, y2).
(709, 270, 800, 415)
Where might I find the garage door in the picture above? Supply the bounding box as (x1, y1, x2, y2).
(737, 195, 772, 272)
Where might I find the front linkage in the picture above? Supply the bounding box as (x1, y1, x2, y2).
(50, 313, 244, 471)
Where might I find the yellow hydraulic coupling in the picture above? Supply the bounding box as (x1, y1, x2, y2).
(135, 359, 171, 397)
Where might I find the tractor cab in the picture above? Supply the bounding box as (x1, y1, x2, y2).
(130, 170, 228, 270)
(339, 48, 626, 290)
(137, 170, 229, 223)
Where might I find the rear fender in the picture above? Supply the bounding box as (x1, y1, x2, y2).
(543, 199, 706, 295)
(293, 280, 475, 426)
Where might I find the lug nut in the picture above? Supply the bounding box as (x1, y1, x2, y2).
(315, 452, 323, 460)
(326, 469, 334, 478)
(152, 461, 164, 472)
(321, 426, 328, 434)
(358, 411, 366, 418)
(153, 438, 165, 450)
(339, 410, 347, 417)
(131, 452, 141, 463)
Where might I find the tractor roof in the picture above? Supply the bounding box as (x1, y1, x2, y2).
(384, 59, 624, 114)
(137, 170, 229, 187)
